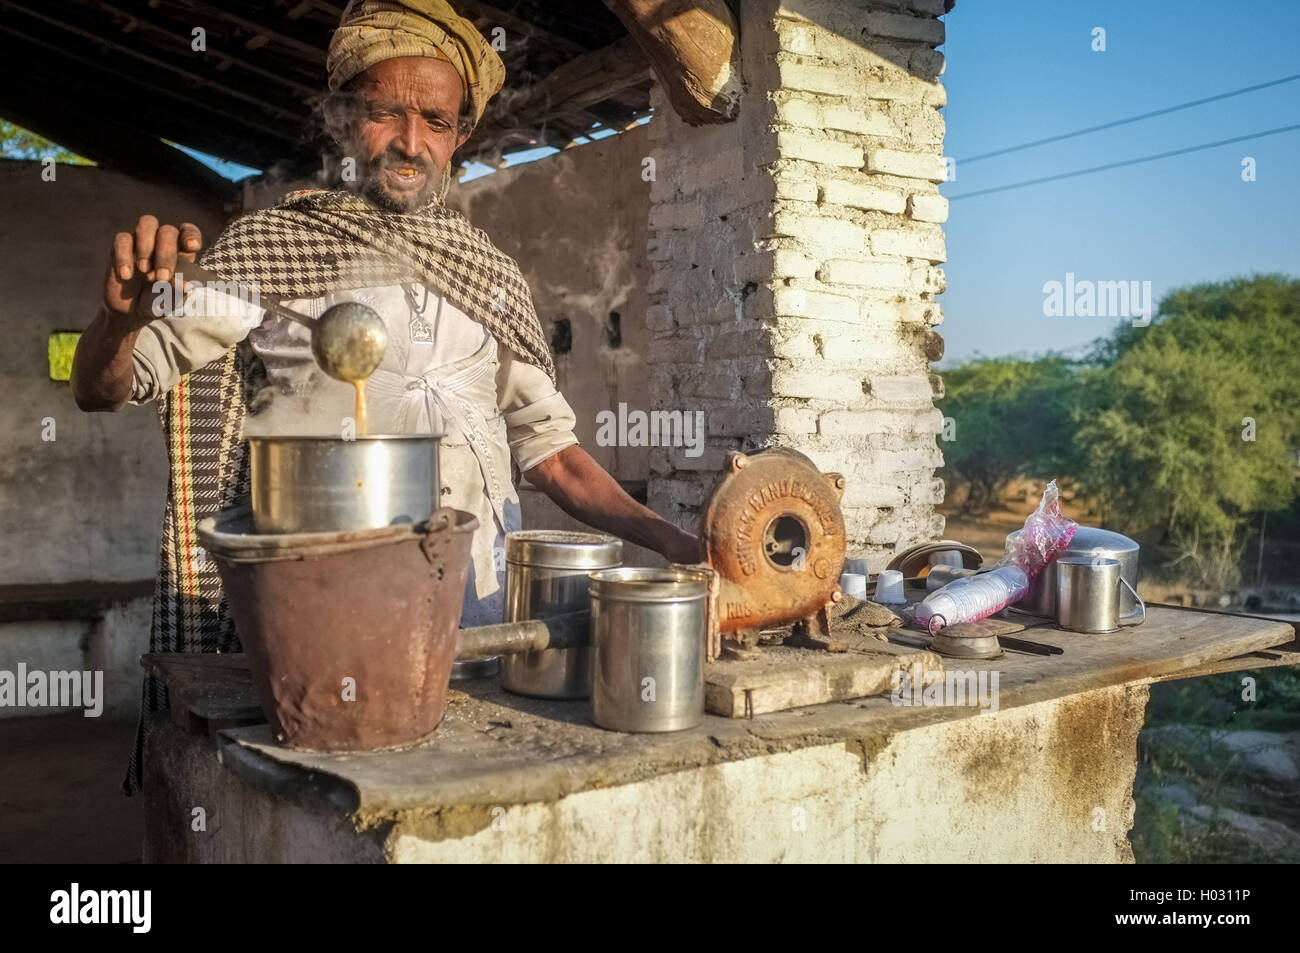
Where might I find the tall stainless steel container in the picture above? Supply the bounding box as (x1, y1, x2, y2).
(1008, 525, 1142, 625)
(250, 435, 439, 534)
(589, 567, 710, 733)
(500, 531, 623, 699)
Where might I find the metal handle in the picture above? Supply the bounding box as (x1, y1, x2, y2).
(1118, 576, 1146, 627)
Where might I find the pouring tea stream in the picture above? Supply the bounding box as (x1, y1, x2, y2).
(177, 262, 387, 432)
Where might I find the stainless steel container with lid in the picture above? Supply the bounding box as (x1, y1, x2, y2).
(589, 567, 711, 733)
(250, 435, 440, 534)
(1007, 525, 1142, 625)
(500, 530, 623, 698)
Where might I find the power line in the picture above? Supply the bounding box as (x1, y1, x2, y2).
(955, 72, 1300, 164)
(947, 122, 1300, 201)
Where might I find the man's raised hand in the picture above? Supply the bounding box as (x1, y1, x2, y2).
(103, 215, 203, 324)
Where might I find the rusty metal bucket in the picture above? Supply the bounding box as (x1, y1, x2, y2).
(197, 504, 478, 752)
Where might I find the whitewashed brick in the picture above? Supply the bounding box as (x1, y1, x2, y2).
(860, 298, 940, 326)
(776, 131, 863, 168)
(821, 179, 906, 214)
(772, 367, 863, 401)
(778, 61, 850, 95)
(866, 148, 947, 182)
(824, 103, 896, 137)
(912, 476, 946, 505)
(907, 193, 949, 223)
(772, 210, 868, 253)
(871, 228, 947, 262)
(774, 177, 819, 202)
(842, 481, 906, 508)
(773, 287, 859, 323)
(773, 407, 819, 434)
(908, 262, 946, 294)
(819, 410, 898, 436)
(917, 407, 946, 433)
(818, 259, 910, 289)
(868, 375, 933, 407)
(865, 11, 945, 44)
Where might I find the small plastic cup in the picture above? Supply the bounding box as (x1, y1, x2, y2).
(875, 569, 906, 604)
(839, 572, 868, 600)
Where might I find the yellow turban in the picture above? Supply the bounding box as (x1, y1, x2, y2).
(326, 0, 506, 126)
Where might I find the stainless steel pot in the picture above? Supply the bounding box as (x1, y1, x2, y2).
(1008, 525, 1142, 625)
(589, 567, 711, 733)
(250, 435, 440, 534)
(500, 531, 623, 699)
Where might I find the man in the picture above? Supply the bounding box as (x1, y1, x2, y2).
(71, 0, 699, 792)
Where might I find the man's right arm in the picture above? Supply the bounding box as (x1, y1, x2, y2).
(72, 215, 203, 412)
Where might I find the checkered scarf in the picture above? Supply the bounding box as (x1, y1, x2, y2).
(124, 188, 554, 794)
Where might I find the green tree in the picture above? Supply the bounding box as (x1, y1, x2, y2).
(938, 355, 1081, 515)
(1075, 275, 1300, 587)
(0, 120, 93, 165)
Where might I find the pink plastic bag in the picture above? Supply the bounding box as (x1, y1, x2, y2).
(912, 481, 1077, 632)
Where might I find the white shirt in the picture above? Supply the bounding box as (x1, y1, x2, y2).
(130, 282, 578, 625)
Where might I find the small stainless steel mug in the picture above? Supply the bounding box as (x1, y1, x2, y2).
(1055, 556, 1146, 634)
(589, 567, 710, 733)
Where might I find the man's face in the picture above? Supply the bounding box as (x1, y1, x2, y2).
(351, 56, 471, 212)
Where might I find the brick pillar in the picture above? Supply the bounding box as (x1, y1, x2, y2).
(645, 0, 949, 570)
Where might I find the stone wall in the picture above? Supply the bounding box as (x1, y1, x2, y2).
(0, 160, 227, 585)
(450, 127, 653, 482)
(645, 0, 949, 570)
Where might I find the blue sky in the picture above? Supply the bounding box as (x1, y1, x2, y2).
(937, 0, 1300, 365)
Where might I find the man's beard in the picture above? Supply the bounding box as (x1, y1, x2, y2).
(359, 149, 450, 212)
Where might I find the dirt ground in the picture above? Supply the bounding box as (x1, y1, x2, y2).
(936, 479, 1091, 566)
(0, 713, 143, 863)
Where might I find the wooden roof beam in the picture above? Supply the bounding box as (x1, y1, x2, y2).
(465, 35, 651, 162)
(72, 0, 321, 99)
(1, 1, 306, 123)
(454, 0, 587, 57)
(601, 0, 741, 124)
(170, 0, 327, 64)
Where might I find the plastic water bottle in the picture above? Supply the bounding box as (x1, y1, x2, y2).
(912, 566, 1029, 632)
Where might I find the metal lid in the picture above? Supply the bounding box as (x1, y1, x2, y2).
(1008, 525, 1138, 556)
(588, 567, 712, 603)
(505, 530, 623, 570)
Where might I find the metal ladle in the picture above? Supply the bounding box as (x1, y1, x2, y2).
(174, 261, 387, 382)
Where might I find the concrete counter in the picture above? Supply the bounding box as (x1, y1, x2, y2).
(142, 606, 1297, 863)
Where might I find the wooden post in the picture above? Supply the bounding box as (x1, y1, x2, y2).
(601, 0, 741, 124)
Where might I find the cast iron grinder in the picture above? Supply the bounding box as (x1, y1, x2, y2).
(697, 447, 848, 661)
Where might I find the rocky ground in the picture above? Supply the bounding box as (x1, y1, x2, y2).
(1134, 722, 1300, 863)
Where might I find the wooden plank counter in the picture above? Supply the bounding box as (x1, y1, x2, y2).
(144, 602, 1296, 820)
